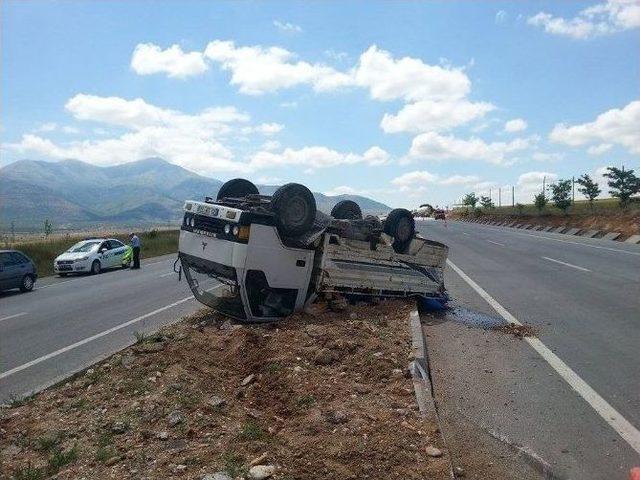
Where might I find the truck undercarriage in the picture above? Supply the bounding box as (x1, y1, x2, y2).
(177, 179, 448, 322)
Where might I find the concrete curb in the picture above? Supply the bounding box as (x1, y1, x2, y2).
(408, 309, 456, 479)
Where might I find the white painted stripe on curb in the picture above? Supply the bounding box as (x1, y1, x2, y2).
(0, 296, 194, 380)
(446, 258, 640, 455)
(487, 240, 505, 247)
(542, 256, 591, 272)
(0, 312, 28, 323)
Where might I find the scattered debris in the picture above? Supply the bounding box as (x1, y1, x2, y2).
(248, 464, 276, 479)
(493, 323, 536, 338)
(425, 445, 443, 457)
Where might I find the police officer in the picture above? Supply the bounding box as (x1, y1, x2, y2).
(129, 232, 141, 269)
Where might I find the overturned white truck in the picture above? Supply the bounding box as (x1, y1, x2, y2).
(177, 179, 448, 322)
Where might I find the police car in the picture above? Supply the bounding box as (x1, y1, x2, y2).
(54, 238, 132, 276)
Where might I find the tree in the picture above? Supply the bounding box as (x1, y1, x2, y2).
(462, 193, 478, 208)
(43, 219, 53, 238)
(576, 174, 601, 211)
(534, 193, 548, 214)
(480, 195, 494, 209)
(549, 179, 572, 215)
(603, 166, 640, 208)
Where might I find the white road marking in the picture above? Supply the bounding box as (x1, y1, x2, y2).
(462, 232, 470, 236)
(0, 296, 194, 380)
(0, 312, 27, 323)
(446, 258, 640, 455)
(487, 240, 505, 247)
(159, 272, 174, 278)
(37, 278, 83, 289)
(542, 256, 591, 272)
(0, 283, 223, 380)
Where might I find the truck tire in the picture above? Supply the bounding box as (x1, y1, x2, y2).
(271, 183, 317, 237)
(383, 208, 415, 253)
(216, 178, 259, 200)
(330, 200, 362, 220)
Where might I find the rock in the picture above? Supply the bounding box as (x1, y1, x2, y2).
(328, 296, 348, 312)
(326, 410, 348, 425)
(167, 411, 184, 427)
(304, 324, 327, 338)
(219, 320, 234, 330)
(202, 473, 233, 480)
(176, 464, 187, 472)
(248, 465, 276, 479)
(354, 384, 371, 394)
(157, 431, 169, 440)
(105, 456, 121, 466)
(241, 374, 255, 386)
(249, 453, 269, 466)
(111, 421, 128, 434)
(207, 395, 226, 408)
(425, 445, 443, 457)
(349, 312, 358, 319)
(454, 466, 465, 477)
(134, 342, 165, 354)
(313, 348, 334, 365)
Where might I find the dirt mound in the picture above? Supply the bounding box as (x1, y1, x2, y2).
(492, 323, 536, 338)
(0, 300, 450, 480)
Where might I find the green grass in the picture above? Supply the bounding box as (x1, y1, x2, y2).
(4, 229, 178, 278)
(238, 421, 266, 441)
(456, 197, 639, 217)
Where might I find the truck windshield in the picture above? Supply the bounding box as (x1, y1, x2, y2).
(181, 258, 246, 320)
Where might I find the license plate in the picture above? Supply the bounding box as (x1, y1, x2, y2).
(58, 265, 72, 271)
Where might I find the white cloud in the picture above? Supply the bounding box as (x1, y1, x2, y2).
(407, 132, 533, 165)
(7, 94, 263, 176)
(549, 100, 640, 154)
(532, 152, 563, 162)
(130, 43, 208, 78)
(504, 118, 527, 133)
(381, 99, 495, 134)
(261, 140, 281, 151)
(273, 20, 302, 33)
(62, 126, 80, 134)
(324, 50, 349, 62)
(528, 0, 640, 39)
(249, 145, 390, 170)
(203, 40, 352, 95)
(352, 46, 470, 102)
(587, 143, 613, 155)
(517, 171, 558, 195)
(391, 171, 480, 191)
(495, 10, 508, 24)
(324, 185, 359, 196)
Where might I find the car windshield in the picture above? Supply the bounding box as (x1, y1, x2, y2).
(68, 241, 101, 253)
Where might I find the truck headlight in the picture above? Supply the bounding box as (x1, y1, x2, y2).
(76, 256, 89, 262)
(224, 224, 231, 234)
(189, 216, 195, 227)
(232, 226, 239, 236)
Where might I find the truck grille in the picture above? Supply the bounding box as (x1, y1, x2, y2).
(57, 260, 74, 265)
(192, 214, 226, 234)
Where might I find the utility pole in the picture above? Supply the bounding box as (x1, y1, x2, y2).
(489, 188, 492, 204)
(572, 176, 575, 204)
(498, 187, 502, 207)
(542, 175, 546, 194)
(511, 186, 515, 207)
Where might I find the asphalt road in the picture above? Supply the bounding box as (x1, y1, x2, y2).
(0, 254, 210, 402)
(416, 219, 640, 479)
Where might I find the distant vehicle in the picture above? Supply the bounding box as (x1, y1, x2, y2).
(177, 178, 448, 323)
(434, 209, 446, 220)
(54, 238, 131, 276)
(0, 250, 37, 293)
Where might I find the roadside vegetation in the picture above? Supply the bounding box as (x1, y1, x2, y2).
(2, 229, 179, 278)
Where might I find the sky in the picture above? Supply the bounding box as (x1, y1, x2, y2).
(1, 0, 639, 208)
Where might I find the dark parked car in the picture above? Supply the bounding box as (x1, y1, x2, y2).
(0, 250, 37, 293)
(434, 209, 446, 220)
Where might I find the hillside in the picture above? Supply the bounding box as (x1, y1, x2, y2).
(0, 158, 391, 231)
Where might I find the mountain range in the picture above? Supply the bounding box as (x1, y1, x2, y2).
(0, 158, 391, 231)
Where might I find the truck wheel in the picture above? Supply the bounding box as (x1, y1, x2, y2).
(271, 183, 317, 237)
(383, 208, 415, 253)
(330, 200, 362, 220)
(216, 178, 259, 200)
(91, 260, 101, 275)
(20, 274, 35, 292)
